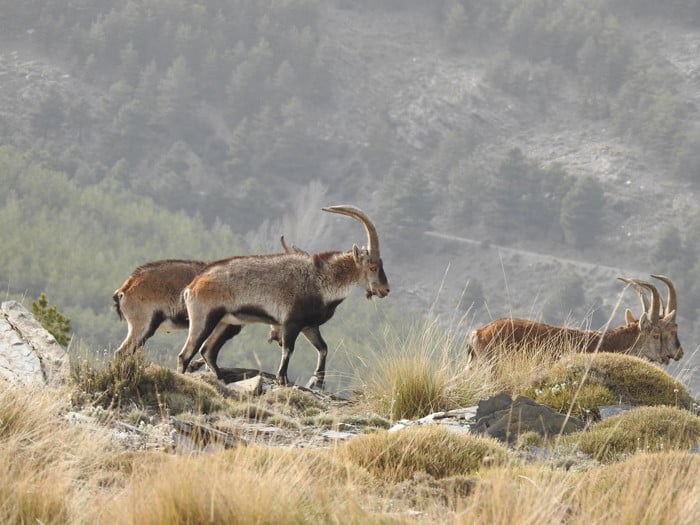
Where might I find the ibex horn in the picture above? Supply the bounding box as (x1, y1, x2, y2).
(618, 277, 650, 314)
(651, 275, 677, 319)
(322, 205, 380, 259)
(280, 235, 291, 253)
(631, 279, 662, 325)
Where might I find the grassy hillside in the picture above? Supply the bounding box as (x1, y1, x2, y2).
(3, 328, 699, 524)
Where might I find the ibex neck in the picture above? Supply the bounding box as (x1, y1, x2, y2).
(317, 251, 360, 299)
(590, 324, 640, 353)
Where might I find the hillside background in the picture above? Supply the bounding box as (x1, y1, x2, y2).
(1, 0, 699, 393)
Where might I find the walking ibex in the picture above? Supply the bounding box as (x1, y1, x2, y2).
(178, 205, 389, 389)
(466, 276, 682, 364)
(112, 237, 306, 358)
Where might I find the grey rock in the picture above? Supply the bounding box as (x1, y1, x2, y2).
(597, 404, 637, 419)
(471, 393, 586, 444)
(0, 300, 69, 386)
(225, 374, 264, 396)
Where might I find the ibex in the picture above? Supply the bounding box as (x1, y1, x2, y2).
(466, 276, 682, 364)
(177, 205, 390, 389)
(112, 237, 307, 358)
(619, 274, 683, 363)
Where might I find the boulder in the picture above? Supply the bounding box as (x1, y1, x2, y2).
(471, 393, 586, 443)
(0, 300, 70, 386)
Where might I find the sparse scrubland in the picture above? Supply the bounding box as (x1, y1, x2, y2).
(3, 320, 699, 524)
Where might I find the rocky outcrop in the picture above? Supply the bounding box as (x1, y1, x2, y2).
(0, 301, 70, 386)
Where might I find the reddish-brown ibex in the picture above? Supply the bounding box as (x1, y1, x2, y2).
(467, 275, 682, 364)
(112, 237, 307, 358)
(178, 205, 390, 389)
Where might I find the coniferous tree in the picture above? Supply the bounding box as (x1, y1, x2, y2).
(32, 293, 72, 347)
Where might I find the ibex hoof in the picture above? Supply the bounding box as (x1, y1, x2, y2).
(305, 376, 324, 391)
(186, 358, 206, 373)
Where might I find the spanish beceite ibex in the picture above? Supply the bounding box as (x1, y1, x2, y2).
(177, 205, 389, 389)
(466, 275, 682, 364)
(618, 274, 682, 363)
(112, 237, 306, 358)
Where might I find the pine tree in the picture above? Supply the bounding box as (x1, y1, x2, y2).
(31, 293, 72, 347)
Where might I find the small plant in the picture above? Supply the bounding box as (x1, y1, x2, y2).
(31, 292, 71, 347)
(72, 354, 224, 415)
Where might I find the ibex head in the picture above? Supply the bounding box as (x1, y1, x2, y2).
(619, 275, 683, 364)
(651, 274, 683, 362)
(323, 205, 390, 299)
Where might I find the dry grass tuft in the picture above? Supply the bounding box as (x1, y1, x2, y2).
(103, 446, 383, 525)
(336, 425, 508, 482)
(72, 354, 226, 415)
(575, 452, 700, 524)
(560, 405, 700, 461)
(480, 332, 579, 394)
(0, 381, 133, 524)
(452, 466, 575, 524)
(359, 320, 498, 420)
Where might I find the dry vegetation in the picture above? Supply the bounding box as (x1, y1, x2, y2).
(2, 321, 699, 524)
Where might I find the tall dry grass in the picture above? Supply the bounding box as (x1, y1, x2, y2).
(0, 381, 129, 524)
(102, 448, 384, 525)
(358, 319, 498, 420)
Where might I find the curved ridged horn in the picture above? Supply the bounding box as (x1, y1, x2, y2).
(322, 205, 380, 259)
(631, 279, 661, 325)
(280, 235, 291, 253)
(618, 277, 649, 314)
(651, 274, 677, 319)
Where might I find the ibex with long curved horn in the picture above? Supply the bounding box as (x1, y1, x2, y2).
(112, 237, 306, 358)
(178, 205, 389, 389)
(619, 275, 682, 363)
(466, 276, 681, 364)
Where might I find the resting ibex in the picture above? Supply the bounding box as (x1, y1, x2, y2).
(466, 276, 682, 364)
(178, 205, 390, 389)
(619, 274, 683, 362)
(112, 237, 307, 358)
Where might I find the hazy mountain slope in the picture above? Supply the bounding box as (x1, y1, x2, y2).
(1, 2, 698, 392)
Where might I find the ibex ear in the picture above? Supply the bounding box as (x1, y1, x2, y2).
(662, 310, 676, 323)
(638, 312, 650, 331)
(624, 308, 637, 325)
(352, 244, 361, 262)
